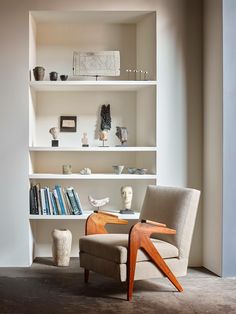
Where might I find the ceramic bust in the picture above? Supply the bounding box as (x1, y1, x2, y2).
(81, 132, 89, 147)
(49, 127, 59, 140)
(120, 186, 134, 214)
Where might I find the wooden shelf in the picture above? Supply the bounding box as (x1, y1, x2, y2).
(29, 211, 140, 220)
(29, 146, 157, 152)
(29, 80, 157, 92)
(29, 173, 157, 180)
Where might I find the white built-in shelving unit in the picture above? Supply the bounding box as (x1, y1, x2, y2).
(29, 10, 157, 262)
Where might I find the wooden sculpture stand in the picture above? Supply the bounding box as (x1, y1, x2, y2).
(84, 211, 183, 301)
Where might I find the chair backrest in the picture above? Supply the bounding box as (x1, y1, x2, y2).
(139, 185, 200, 259)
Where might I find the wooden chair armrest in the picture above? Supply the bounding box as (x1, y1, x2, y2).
(85, 211, 128, 235)
(129, 221, 176, 239)
(93, 210, 119, 217)
(141, 219, 166, 227)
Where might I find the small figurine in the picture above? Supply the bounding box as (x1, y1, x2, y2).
(49, 127, 59, 147)
(80, 168, 92, 175)
(88, 195, 110, 211)
(120, 186, 134, 214)
(81, 132, 89, 147)
(99, 104, 111, 147)
(62, 164, 72, 174)
(115, 126, 128, 146)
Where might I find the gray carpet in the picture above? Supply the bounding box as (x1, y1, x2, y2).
(0, 258, 236, 314)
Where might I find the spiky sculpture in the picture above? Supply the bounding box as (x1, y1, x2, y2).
(100, 104, 111, 131)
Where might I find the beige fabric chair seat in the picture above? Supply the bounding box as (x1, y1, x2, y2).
(80, 233, 179, 264)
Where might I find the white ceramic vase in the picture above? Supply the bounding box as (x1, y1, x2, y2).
(51, 229, 72, 267)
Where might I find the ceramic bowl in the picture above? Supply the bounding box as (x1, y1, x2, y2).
(127, 167, 137, 174)
(60, 75, 68, 81)
(136, 168, 148, 175)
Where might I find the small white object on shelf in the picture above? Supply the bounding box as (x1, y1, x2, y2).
(88, 195, 109, 210)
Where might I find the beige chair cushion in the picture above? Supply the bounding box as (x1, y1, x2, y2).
(79, 233, 179, 264)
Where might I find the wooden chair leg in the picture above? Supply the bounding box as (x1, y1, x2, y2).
(84, 269, 89, 283)
(142, 237, 183, 292)
(127, 245, 138, 301)
(127, 229, 140, 301)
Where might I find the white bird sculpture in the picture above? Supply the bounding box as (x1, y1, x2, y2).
(88, 195, 110, 210)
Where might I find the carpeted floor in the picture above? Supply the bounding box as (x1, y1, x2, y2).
(0, 258, 236, 314)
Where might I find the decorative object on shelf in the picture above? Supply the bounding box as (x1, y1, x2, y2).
(144, 71, 149, 81)
(125, 68, 149, 81)
(88, 195, 109, 211)
(51, 228, 72, 267)
(81, 132, 89, 147)
(62, 164, 72, 175)
(33, 66, 45, 81)
(60, 116, 77, 132)
(73, 51, 120, 80)
(80, 168, 92, 175)
(115, 126, 128, 146)
(113, 165, 124, 175)
(126, 69, 132, 80)
(120, 186, 134, 214)
(49, 71, 58, 81)
(133, 69, 138, 80)
(139, 70, 143, 81)
(136, 168, 148, 175)
(49, 127, 59, 147)
(99, 104, 111, 147)
(60, 75, 68, 81)
(127, 167, 148, 175)
(127, 167, 136, 174)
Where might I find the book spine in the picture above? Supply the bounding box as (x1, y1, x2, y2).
(29, 186, 36, 214)
(40, 188, 47, 215)
(32, 185, 39, 215)
(50, 192, 58, 215)
(44, 189, 50, 215)
(35, 184, 42, 215)
(55, 185, 66, 215)
(66, 188, 79, 215)
(45, 187, 53, 215)
(53, 189, 62, 215)
(63, 189, 72, 215)
(73, 190, 83, 215)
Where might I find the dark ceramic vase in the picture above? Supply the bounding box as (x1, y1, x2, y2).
(49, 72, 58, 81)
(33, 66, 45, 81)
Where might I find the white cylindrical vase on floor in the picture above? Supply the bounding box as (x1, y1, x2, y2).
(51, 229, 72, 267)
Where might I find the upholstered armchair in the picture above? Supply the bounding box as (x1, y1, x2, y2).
(79, 185, 200, 301)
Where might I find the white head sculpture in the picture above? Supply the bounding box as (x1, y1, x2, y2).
(121, 186, 133, 210)
(49, 127, 59, 140)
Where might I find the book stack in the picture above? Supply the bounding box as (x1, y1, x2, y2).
(29, 184, 83, 215)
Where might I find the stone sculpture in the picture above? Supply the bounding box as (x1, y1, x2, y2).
(99, 104, 111, 146)
(120, 186, 134, 214)
(115, 126, 128, 146)
(88, 195, 110, 211)
(49, 127, 59, 147)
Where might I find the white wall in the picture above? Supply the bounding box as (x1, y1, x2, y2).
(203, 0, 223, 275)
(0, 0, 203, 266)
(222, 0, 236, 277)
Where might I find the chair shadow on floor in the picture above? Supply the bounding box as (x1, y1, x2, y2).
(31, 258, 178, 301)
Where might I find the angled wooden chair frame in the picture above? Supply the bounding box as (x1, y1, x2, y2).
(84, 211, 183, 301)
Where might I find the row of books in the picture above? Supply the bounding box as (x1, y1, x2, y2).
(29, 184, 84, 215)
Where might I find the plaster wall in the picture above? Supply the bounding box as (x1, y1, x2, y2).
(0, 0, 203, 266)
